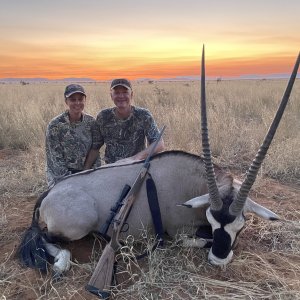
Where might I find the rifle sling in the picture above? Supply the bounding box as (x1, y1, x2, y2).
(146, 174, 164, 246)
(127, 174, 164, 260)
(97, 174, 164, 261)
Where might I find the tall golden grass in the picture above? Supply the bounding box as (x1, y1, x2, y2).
(0, 79, 300, 299)
(0, 79, 299, 183)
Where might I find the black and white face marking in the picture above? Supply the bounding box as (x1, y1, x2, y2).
(181, 187, 280, 266)
(206, 208, 245, 266)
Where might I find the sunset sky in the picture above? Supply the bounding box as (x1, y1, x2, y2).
(0, 0, 299, 80)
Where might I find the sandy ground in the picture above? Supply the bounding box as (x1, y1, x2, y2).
(1, 149, 299, 299)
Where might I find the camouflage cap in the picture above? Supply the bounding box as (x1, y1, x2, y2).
(64, 84, 86, 98)
(110, 78, 132, 90)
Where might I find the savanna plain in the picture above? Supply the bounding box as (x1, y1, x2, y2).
(0, 79, 299, 299)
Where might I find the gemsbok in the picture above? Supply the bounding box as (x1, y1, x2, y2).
(18, 48, 300, 275)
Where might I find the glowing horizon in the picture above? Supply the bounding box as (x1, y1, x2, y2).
(0, 0, 299, 80)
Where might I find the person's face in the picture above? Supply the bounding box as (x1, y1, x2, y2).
(110, 86, 132, 110)
(65, 93, 86, 115)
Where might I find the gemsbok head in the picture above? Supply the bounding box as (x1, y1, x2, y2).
(182, 47, 300, 266)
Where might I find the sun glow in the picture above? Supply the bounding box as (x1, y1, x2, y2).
(0, 1, 299, 80)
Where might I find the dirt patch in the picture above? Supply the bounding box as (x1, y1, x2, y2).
(1, 151, 300, 299)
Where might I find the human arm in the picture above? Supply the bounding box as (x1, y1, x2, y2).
(83, 148, 100, 169)
(45, 123, 69, 187)
(133, 110, 165, 160)
(117, 110, 165, 163)
(83, 115, 103, 169)
(130, 138, 164, 161)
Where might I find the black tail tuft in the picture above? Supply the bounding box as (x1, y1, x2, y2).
(17, 224, 53, 273)
(17, 190, 53, 273)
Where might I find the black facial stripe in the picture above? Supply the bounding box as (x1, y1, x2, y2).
(211, 228, 232, 259)
(211, 209, 236, 225)
(208, 198, 246, 260)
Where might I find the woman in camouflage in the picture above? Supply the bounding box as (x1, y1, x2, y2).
(45, 84, 100, 187)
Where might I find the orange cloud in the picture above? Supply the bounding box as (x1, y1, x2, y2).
(0, 38, 297, 80)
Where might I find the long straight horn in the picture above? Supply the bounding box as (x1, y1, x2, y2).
(201, 45, 222, 211)
(230, 52, 300, 216)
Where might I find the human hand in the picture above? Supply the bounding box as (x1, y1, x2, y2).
(115, 156, 141, 165)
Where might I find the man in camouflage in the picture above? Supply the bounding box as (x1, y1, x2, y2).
(46, 84, 100, 187)
(84, 78, 164, 167)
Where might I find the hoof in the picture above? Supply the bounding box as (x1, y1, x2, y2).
(182, 237, 210, 248)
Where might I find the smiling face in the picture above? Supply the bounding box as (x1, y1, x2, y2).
(110, 85, 133, 116)
(65, 92, 86, 119)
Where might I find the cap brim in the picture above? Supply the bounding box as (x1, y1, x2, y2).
(65, 91, 86, 98)
(111, 84, 131, 90)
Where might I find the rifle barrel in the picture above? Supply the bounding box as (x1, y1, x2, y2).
(144, 125, 166, 166)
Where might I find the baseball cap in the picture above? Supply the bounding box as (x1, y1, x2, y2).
(110, 78, 132, 90)
(64, 84, 86, 98)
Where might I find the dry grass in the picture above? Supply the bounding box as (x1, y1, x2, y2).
(0, 79, 299, 182)
(108, 218, 300, 299)
(0, 79, 300, 299)
(1, 189, 299, 300)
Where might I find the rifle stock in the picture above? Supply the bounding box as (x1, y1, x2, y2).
(86, 239, 120, 299)
(86, 168, 148, 299)
(86, 125, 166, 298)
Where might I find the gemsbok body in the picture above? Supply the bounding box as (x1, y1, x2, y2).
(18, 49, 299, 275)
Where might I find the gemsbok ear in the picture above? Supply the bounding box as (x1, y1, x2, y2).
(244, 198, 280, 220)
(179, 194, 210, 208)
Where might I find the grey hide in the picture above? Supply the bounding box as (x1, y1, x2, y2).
(40, 151, 224, 240)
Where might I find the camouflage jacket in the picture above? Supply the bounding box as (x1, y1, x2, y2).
(92, 106, 160, 164)
(46, 111, 99, 187)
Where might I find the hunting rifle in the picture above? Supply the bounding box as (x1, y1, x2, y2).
(86, 125, 166, 299)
